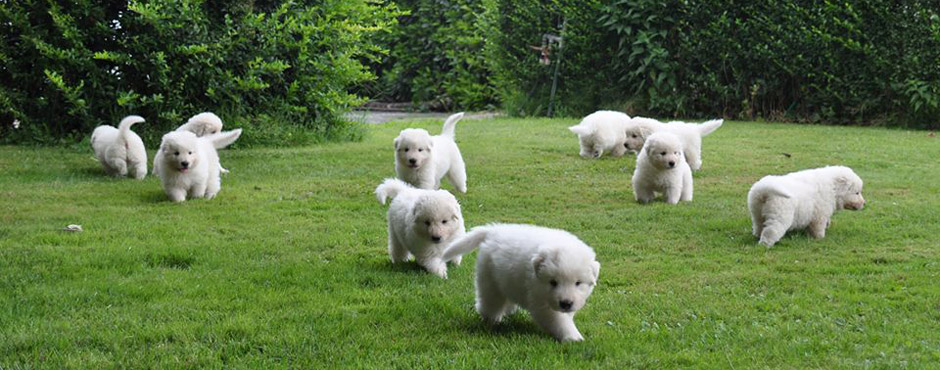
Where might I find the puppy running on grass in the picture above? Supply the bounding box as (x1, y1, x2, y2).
(748, 165, 865, 247)
(632, 132, 693, 204)
(375, 178, 466, 278)
(91, 115, 147, 179)
(394, 112, 467, 193)
(154, 112, 230, 175)
(623, 116, 723, 171)
(443, 223, 601, 342)
(154, 128, 242, 202)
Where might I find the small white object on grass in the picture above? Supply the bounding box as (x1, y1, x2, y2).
(63, 224, 83, 232)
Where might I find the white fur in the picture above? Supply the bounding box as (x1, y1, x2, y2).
(568, 110, 631, 158)
(623, 117, 723, 170)
(90, 115, 147, 179)
(748, 166, 865, 247)
(632, 132, 693, 204)
(154, 112, 229, 175)
(443, 224, 601, 342)
(154, 129, 242, 202)
(375, 178, 466, 278)
(394, 113, 467, 193)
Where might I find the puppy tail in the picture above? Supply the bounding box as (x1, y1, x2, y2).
(751, 178, 792, 200)
(117, 115, 145, 143)
(374, 178, 413, 205)
(440, 112, 464, 139)
(205, 129, 243, 149)
(697, 119, 723, 137)
(442, 227, 488, 262)
(568, 124, 592, 136)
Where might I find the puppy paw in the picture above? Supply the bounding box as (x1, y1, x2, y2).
(559, 333, 585, 342)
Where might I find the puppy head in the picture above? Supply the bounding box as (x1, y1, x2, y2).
(410, 191, 462, 244)
(643, 132, 684, 170)
(623, 119, 656, 152)
(394, 129, 433, 170)
(159, 131, 199, 173)
(183, 112, 224, 137)
(831, 166, 865, 210)
(532, 245, 600, 313)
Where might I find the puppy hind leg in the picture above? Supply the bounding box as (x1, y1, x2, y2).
(530, 309, 584, 342)
(808, 217, 829, 239)
(388, 229, 410, 263)
(475, 266, 510, 323)
(446, 157, 467, 193)
(759, 220, 787, 247)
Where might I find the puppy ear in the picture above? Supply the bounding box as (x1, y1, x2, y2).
(532, 253, 547, 275)
(591, 261, 601, 282)
(393, 137, 400, 150)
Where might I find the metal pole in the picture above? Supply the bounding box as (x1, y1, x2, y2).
(547, 21, 565, 117)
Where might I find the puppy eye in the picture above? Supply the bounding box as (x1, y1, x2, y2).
(424, 221, 430, 226)
(576, 281, 581, 286)
(418, 148, 423, 152)
(442, 220, 447, 224)
(550, 280, 558, 287)
(632, 134, 637, 138)
(404, 148, 409, 152)
(856, 192, 860, 195)
(174, 151, 179, 156)
(188, 151, 192, 155)
(661, 151, 667, 155)
(211, 131, 217, 134)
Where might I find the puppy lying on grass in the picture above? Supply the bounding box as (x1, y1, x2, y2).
(375, 178, 465, 278)
(568, 110, 631, 159)
(443, 223, 600, 342)
(91, 115, 147, 179)
(748, 165, 865, 247)
(632, 132, 693, 204)
(394, 112, 467, 193)
(623, 116, 723, 171)
(154, 129, 242, 202)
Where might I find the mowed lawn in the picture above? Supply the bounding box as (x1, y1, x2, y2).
(1, 117, 938, 368)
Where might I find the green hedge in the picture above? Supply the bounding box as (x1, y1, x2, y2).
(0, 0, 398, 146)
(364, 0, 496, 111)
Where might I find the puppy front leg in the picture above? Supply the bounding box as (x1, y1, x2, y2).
(189, 182, 208, 199)
(531, 309, 584, 342)
(634, 183, 655, 204)
(664, 185, 682, 204)
(418, 257, 448, 279)
(166, 188, 187, 202)
(808, 217, 829, 239)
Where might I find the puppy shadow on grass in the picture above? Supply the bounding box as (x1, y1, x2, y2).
(459, 312, 548, 341)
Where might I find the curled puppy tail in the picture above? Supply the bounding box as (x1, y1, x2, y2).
(117, 115, 145, 144)
(205, 129, 243, 149)
(440, 112, 464, 139)
(442, 227, 488, 262)
(698, 119, 723, 137)
(568, 124, 592, 136)
(750, 178, 793, 200)
(374, 178, 413, 205)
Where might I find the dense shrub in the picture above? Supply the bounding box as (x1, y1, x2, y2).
(0, 0, 398, 146)
(364, 0, 496, 111)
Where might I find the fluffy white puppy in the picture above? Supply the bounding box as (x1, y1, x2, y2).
(568, 110, 631, 158)
(154, 129, 242, 202)
(375, 178, 466, 278)
(443, 224, 601, 342)
(748, 166, 865, 247)
(154, 112, 229, 175)
(632, 132, 693, 204)
(623, 117, 723, 171)
(394, 112, 467, 193)
(91, 115, 147, 179)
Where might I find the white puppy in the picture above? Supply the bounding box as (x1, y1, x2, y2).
(568, 110, 631, 158)
(443, 224, 600, 342)
(154, 112, 229, 175)
(623, 117, 723, 170)
(632, 132, 693, 204)
(154, 129, 242, 202)
(91, 115, 147, 179)
(394, 112, 467, 193)
(748, 166, 865, 247)
(375, 178, 465, 278)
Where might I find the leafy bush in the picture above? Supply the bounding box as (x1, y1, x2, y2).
(364, 0, 496, 111)
(0, 0, 397, 146)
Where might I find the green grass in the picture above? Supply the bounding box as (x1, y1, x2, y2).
(1, 118, 939, 368)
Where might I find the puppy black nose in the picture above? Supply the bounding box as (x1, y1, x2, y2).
(668, 161, 675, 168)
(431, 236, 441, 243)
(409, 158, 417, 164)
(559, 300, 573, 310)
(181, 161, 190, 168)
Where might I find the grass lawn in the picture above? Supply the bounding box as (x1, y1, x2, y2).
(1, 117, 938, 368)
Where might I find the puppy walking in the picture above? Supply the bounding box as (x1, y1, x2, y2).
(91, 115, 148, 179)
(632, 132, 693, 204)
(443, 224, 601, 342)
(623, 117, 723, 170)
(375, 178, 466, 278)
(748, 166, 865, 247)
(154, 129, 242, 202)
(154, 112, 230, 175)
(394, 112, 467, 192)
(568, 110, 631, 158)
